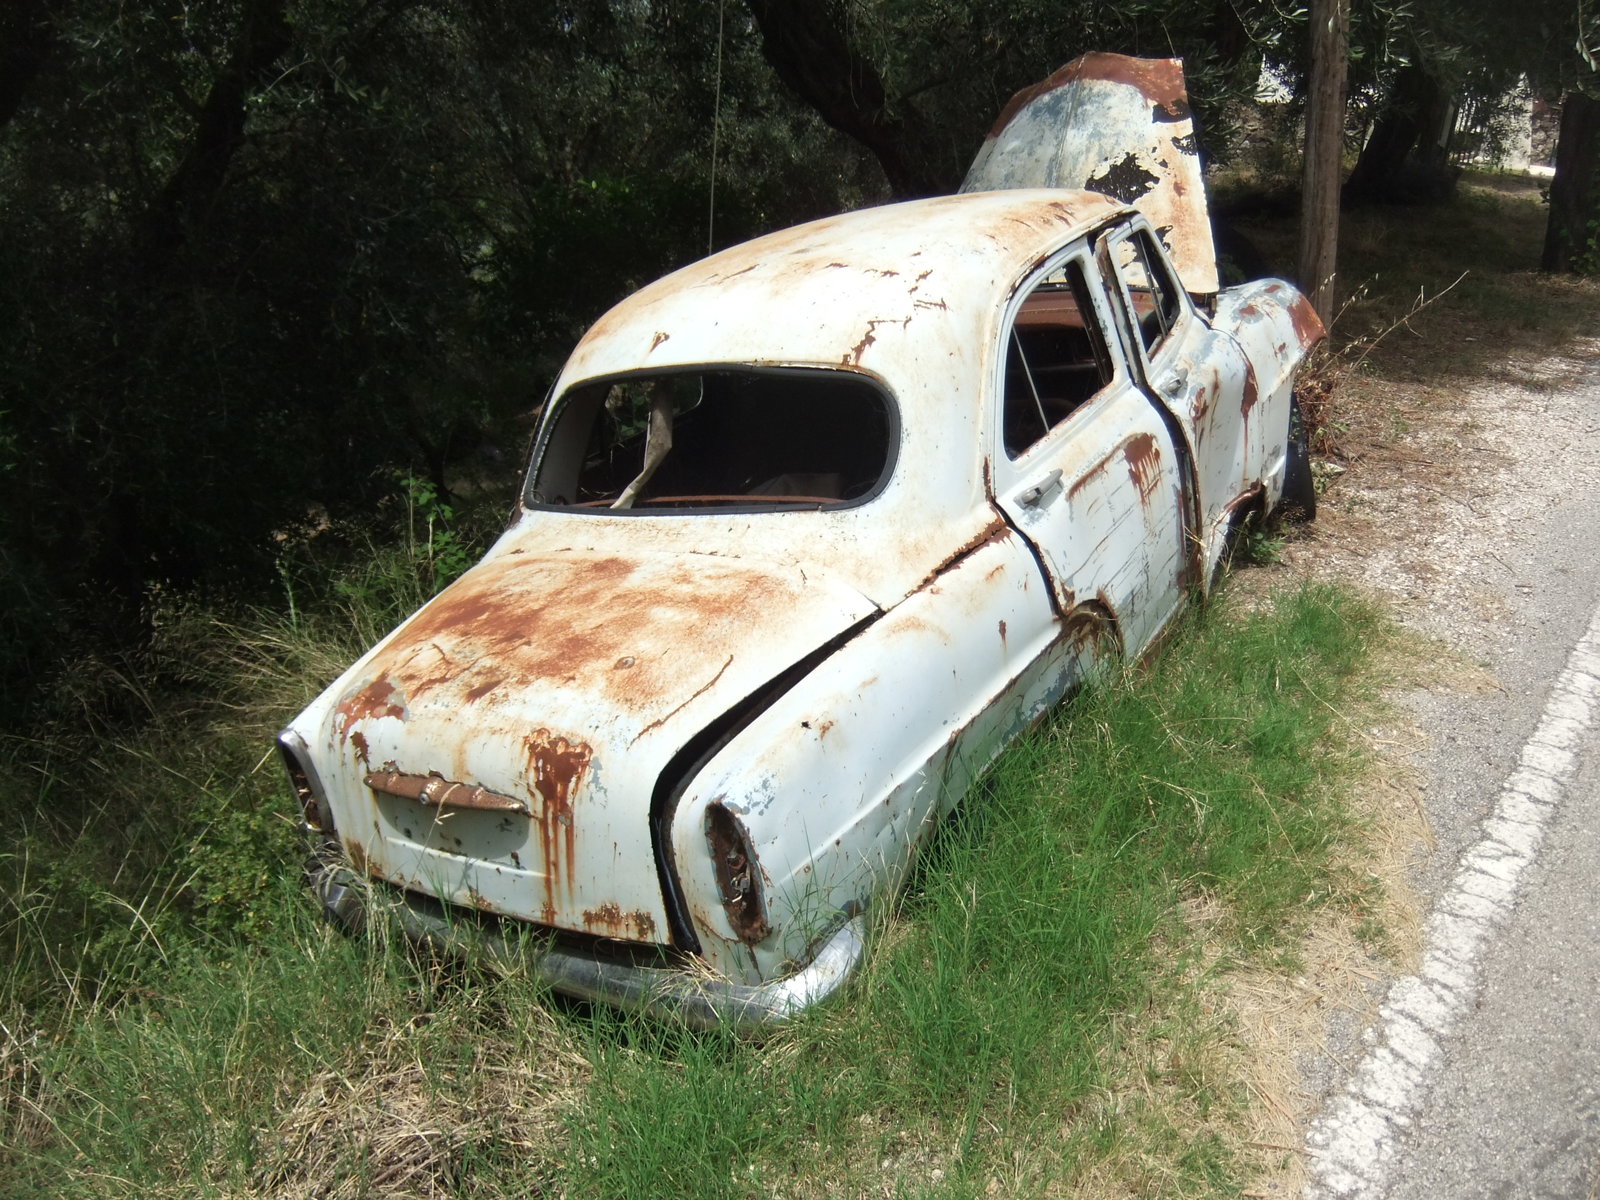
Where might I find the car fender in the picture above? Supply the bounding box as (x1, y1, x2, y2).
(1211, 279, 1325, 507)
(668, 525, 1110, 984)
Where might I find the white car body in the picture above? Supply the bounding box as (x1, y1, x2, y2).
(277, 55, 1323, 1026)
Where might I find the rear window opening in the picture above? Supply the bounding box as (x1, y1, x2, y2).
(526, 368, 897, 512)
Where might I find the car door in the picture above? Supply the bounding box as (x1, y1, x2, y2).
(988, 242, 1188, 659)
(1100, 222, 1261, 576)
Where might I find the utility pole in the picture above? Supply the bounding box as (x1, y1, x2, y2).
(1298, 0, 1349, 327)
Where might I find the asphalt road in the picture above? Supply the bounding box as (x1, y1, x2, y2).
(1298, 345, 1600, 1199)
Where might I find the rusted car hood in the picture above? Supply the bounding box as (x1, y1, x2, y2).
(299, 529, 880, 942)
(961, 52, 1219, 294)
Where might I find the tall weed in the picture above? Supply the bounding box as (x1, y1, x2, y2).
(0, 478, 498, 1021)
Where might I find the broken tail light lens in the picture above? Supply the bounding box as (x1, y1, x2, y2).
(277, 729, 333, 832)
(705, 801, 771, 945)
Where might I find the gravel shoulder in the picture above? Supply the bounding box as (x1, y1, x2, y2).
(1235, 336, 1600, 1197)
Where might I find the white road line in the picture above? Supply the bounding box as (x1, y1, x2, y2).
(1305, 599, 1600, 1199)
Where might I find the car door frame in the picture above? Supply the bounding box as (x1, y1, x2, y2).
(987, 228, 1192, 661)
(1097, 218, 1261, 587)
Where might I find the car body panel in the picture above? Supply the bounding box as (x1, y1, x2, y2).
(296, 533, 881, 942)
(988, 235, 1189, 653)
(1212, 277, 1328, 517)
(278, 58, 1324, 1027)
(668, 524, 1098, 983)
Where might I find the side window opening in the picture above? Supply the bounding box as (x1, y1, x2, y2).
(526, 368, 895, 511)
(1114, 229, 1183, 356)
(1003, 257, 1114, 458)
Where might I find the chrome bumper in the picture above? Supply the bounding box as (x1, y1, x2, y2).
(310, 857, 866, 1032)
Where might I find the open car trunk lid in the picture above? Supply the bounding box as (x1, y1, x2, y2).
(961, 52, 1220, 295)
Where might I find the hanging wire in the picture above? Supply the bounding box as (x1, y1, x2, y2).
(708, 0, 726, 254)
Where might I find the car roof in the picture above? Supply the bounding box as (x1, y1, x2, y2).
(555, 189, 1128, 393)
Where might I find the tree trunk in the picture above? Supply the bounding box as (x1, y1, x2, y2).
(1344, 61, 1457, 204)
(742, 0, 952, 197)
(137, 0, 293, 272)
(1542, 92, 1600, 273)
(1298, 0, 1348, 327)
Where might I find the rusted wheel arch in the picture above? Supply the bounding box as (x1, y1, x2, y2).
(1061, 599, 1125, 672)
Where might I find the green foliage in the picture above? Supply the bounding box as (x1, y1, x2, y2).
(399, 474, 476, 594)
(0, 482, 502, 1022)
(0, 0, 874, 721)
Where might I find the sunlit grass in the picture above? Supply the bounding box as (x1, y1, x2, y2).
(562, 583, 1385, 1199)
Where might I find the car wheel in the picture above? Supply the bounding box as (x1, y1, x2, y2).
(1281, 395, 1317, 521)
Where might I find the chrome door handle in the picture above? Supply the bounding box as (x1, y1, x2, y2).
(1019, 469, 1063, 507)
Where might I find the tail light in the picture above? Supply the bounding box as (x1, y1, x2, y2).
(277, 729, 333, 833)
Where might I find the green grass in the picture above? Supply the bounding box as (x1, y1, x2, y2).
(1, 576, 1387, 1199)
(563, 583, 1382, 1199)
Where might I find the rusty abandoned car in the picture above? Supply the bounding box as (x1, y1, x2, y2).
(277, 54, 1323, 1026)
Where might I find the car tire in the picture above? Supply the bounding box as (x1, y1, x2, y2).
(1281, 395, 1317, 521)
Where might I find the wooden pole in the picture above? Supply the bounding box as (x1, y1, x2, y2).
(1298, 0, 1349, 327)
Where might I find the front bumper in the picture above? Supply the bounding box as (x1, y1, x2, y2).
(309, 853, 866, 1032)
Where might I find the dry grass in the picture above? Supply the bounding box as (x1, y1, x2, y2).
(248, 1007, 587, 1200)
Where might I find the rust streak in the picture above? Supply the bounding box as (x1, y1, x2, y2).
(582, 901, 658, 941)
(1062, 606, 1117, 655)
(1068, 435, 1136, 502)
(706, 802, 770, 945)
(1240, 359, 1260, 417)
(1124, 433, 1162, 506)
(334, 678, 407, 744)
(354, 554, 787, 718)
(915, 514, 1011, 592)
(985, 53, 1188, 140)
(648, 330, 670, 352)
(1287, 293, 1327, 349)
(523, 729, 593, 912)
(843, 316, 911, 366)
